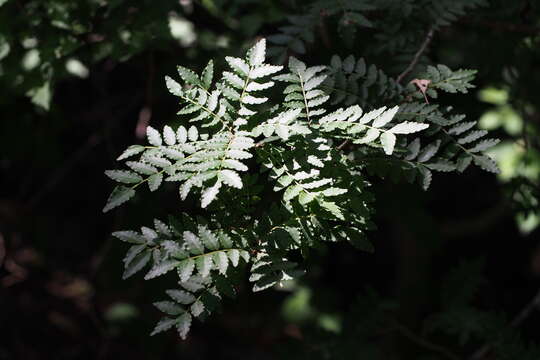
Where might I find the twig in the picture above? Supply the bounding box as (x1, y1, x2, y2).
(337, 139, 350, 150)
(396, 26, 435, 84)
(336, 26, 435, 152)
(393, 321, 462, 360)
(470, 288, 540, 360)
(318, 16, 332, 49)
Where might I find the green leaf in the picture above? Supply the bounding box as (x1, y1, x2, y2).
(146, 156, 171, 169)
(223, 71, 244, 89)
(117, 145, 145, 161)
(190, 300, 205, 317)
(113, 231, 145, 244)
(389, 122, 429, 134)
(201, 60, 214, 88)
(103, 186, 136, 212)
(275, 124, 289, 139)
(468, 139, 500, 153)
(298, 191, 315, 205)
(177, 258, 195, 282)
(148, 173, 163, 192)
(249, 38, 266, 66)
(230, 136, 254, 150)
(417, 140, 441, 163)
(219, 233, 233, 248)
(242, 95, 268, 104)
(405, 139, 421, 160)
(179, 276, 207, 292)
(472, 155, 499, 173)
(359, 107, 386, 125)
(123, 244, 146, 265)
(225, 56, 249, 76)
(246, 81, 274, 91)
(176, 126, 188, 143)
(196, 254, 213, 278)
(176, 313, 192, 340)
(458, 130, 488, 144)
(426, 161, 456, 172)
(163, 126, 176, 145)
(303, 75, 327, 91)
(250, 64, 283, 79)
(318, 200, 345, 220)
(418, 166, 432, 190)
(354, 128, 380, 144)
(213, 252, 229, 274)
(198, 226, 220, 250)
(373, 106, 399, 128)
(219, 170, 243, 189)
(284, 185, 302, 201)
(123, 251, 151, 279)
(147, 126, 162, 146)
(165, 76, 183, 96)
(448, 121, 476, 135)
(188, 126, 199, 142)
(456, 154, 473, 172)
(222, 159, 248, 171)
(228, 249, 240, 267)
(322, 188, 348, 197)
(289, 56, 306, 75)
(167, 289, 196, 304)
(177, 65, 201, 86)
(184, 231, 204, 255)
(29, 82, 51, 110)
(201, 181, 221, 208)
(105, 170, 143, 184)
(153, 301, 184, 316)
(145, 259, 181, 280)
(380, 132, 396, 155)
(151, 317, 176, 336)
(127, 161, 157, 175)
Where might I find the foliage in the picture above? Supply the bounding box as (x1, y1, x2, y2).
(104, 38, 498, 338)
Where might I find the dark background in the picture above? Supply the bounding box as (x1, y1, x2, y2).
(1, 1, 539, 359)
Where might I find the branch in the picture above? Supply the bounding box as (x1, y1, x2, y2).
(393, 321, 462, 360)
(337, 26, 435, 152)
(337, 139, 350, 150)
(469, 288, 540, 360)
(396, 26, 435, 84)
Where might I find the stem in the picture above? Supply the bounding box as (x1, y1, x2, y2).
(469, 289, 540, 360)
(396, 27, 436, 85)
(298, 73, 311, 123)
(393, 321, 462, 360)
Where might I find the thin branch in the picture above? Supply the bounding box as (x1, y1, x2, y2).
(336, 26, 435, 152)
(470, 288, 540, 360)
(317, 16, 332, 49)
(396, 26, 435, 84)
(337, 139, 350, 150)
(393, 321, 462, 360)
